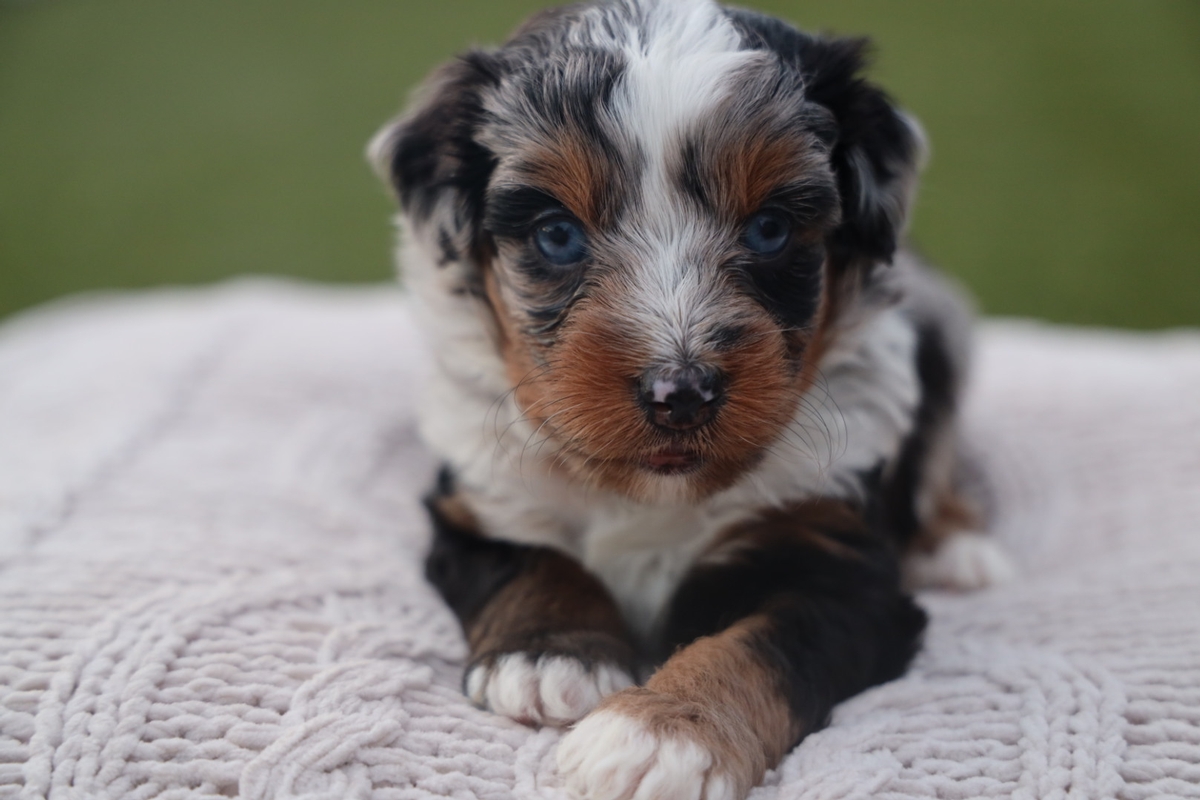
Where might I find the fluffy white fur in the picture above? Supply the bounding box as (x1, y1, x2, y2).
(557, 708, 738, 800)
(599, 1, 762, 367)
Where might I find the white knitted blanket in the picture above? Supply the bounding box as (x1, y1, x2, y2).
(2, 280, 1198, 800)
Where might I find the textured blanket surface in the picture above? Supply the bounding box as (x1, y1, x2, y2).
(1, 281, 1198, 800)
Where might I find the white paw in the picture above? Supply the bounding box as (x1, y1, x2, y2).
(465, 654, 633, 727)
(557, 708, 738, 800)
(905, 531, 1016, 591)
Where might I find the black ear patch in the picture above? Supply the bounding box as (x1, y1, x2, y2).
(368, 52, 504, 258)
(726, 10, 924, 266)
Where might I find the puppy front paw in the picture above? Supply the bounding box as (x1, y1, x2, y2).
(904, 531, 1016, 591)
(465, 653, 634, 727)
(557, 688, 756, 800)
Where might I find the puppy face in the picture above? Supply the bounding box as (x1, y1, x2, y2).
(372, 1, 922, 503)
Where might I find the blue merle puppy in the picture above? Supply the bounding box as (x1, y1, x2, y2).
(369, 1, 1012, 797)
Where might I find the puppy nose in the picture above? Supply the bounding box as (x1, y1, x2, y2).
(640, 366, 724, 431)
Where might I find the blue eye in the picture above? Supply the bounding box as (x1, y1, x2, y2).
(534, 218, 588, 265)
(743, 212, 791, 257)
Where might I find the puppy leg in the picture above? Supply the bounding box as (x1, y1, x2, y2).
(558, 500, 925, 800)
(903, 466, 1016, 591)
(887, 262, 1016, 591)
(424, 471, 636, 727)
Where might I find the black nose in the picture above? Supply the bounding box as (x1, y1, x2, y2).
(640, 366, 724, 431)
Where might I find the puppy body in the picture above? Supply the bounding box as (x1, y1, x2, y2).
(372, 1, 1008, 796)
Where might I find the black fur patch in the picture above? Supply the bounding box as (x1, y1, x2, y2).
(880, 320, 960, 546)
(678, 137, 712, 211)
(423, 467, 533, 628)
(725, 8, 920, 267)
(509, 48, 627, 166)
(423, 467, 638, 680)
(710, 324, 749, 351)
(484, 188, 598, 338)
(514, 253, 590, 339)
(386, 52, 504, 265)
(765, 181, 842, 228)
(436, 228, 459, 266)
(484, 186, 568, 239)
(659, 502, 926, 739)
(733, 241, 826, 332)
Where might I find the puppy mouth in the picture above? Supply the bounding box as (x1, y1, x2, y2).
(644, 446, 702, 474)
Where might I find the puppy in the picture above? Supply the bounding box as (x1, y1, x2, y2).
(370, 1, 1012, 797)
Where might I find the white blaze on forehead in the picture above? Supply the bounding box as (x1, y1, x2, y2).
(602, 0, 759, 364)
(609, 0, 749, 170)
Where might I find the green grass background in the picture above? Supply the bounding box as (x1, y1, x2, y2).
(2, 1, 1198, 327)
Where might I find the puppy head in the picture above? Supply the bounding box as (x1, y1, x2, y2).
(371, 0, 924, 503)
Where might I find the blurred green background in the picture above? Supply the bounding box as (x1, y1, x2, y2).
(1, 0, 1198, 327)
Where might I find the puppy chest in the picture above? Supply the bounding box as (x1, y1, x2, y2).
(579, 506, 724, 643)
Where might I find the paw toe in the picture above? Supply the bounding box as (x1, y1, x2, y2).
(466, 654, 632, 727)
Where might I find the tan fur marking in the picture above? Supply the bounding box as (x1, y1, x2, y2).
(431, 493, 480, 534)
(509, 282, 806, 499)
(466, 547, 632, 659)
(482, 259, 544, 400)
(520, 134, 617, 230)
(715, 135, 822, 222)
(515, 296, 649, 494)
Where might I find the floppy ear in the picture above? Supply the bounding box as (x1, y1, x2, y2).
(727, 11, 926, 266)
(796, 36, 925, 266)
(368, 52, 503, 269)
